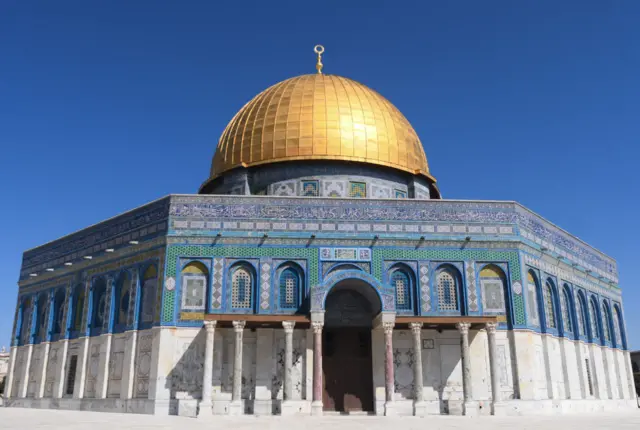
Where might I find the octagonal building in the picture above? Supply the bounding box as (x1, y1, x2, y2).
(3, 49, 636, 417)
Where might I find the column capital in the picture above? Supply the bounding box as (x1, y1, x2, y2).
(204, 320, 217, 332)
(485, 322, 497, 334)
(232, 320, 246, 332)
(409, 322, 423, 334)
(382, 321, 395, 334)
(282, 321, 295, 333)
(312, 321, 324, 334)
(456, 322, 471, 335)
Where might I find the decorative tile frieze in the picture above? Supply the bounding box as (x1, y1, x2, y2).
(465, 261, 478, 312)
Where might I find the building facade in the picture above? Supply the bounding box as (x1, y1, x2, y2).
(2, 49, 637, 417)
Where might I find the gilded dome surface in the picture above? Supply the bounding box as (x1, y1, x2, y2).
(207, 74, 435, 184)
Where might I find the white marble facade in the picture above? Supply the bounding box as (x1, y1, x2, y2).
(3, 325, 637, 417)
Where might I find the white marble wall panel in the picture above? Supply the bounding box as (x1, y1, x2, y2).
(134, 331, 154, 398)
(84, 337, 104, 398)
(107, 334, 126, 398)
(27, 344, 43, 397)
(44, 344, 61, 397)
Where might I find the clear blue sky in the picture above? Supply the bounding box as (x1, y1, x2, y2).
(1, 1, 638, 349)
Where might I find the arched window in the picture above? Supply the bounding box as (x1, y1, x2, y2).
(601, 302, 611, 343)
(576, 292, 588, 337)
(279, 268, 300, 309)
(91, 278, 107, 330)
(52, 288, 66, 337)
(589, 298, 600, 341)
(436, 267, 459, 312)
(231, 266, 253, 310)
(35, 292, 49, 342)
(560, 286, 572, 333)
(526, 271, 540, 326)
(542, 281, 557, 329)
(18, 297, 32, 344)
(613, 305, 625, 348)
(139, 265, 157, 325)
(181, 262, 208, 311)
(114, 271, 134, 327)
(479, 265, 506, 313)
(71, 284, 86, 333)
(392, 270, 412, 311)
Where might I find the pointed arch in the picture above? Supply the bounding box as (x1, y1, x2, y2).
(575, 290, 588, 338)
(91, 277, 108, 332)
(435, 264, 463, 314)
(113, 270, 135, 329)
(601, 301, 613, 344)
(181, 261, 209, 312)
(479, 264, 507, 314)
(139, 263, 158, 327)
(18, 296, 33, 345)
(588, 296, 601, 342)
(542, 279, 558, 330)
(613, 304, 626, 349)
(52, 288, 67, 339)
(560, 284, 573, 334)
(526, 270, 540, 327)
(229, 262, 256, 312)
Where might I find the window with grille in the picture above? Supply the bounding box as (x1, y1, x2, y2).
(52, 289, 66, 336)
(232, 267, 252, 309)
(577, 296, 587, 337)
(437, 269, 458, 311)
(279, 268, 299, 309)
(601, 303, 611, 342)
(589, 299, 600, 340)
(613, 307, 623, 347)
(543, 282, 556, 329)
(37, 293, 49, 341)
(585, 359, 593, 396)
(392, 270, 411, 311)
(349, 182, 366, 198)
(182, 275, 207, 310)
(72, 286, 85, 332)
(561, 288, 572, 333)
(116, 272, 133, 326)
(140, 278, 156, 323)
(527, 272, 539, 326)
(92, 280, 107, 329)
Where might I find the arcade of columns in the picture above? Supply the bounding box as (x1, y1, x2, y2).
(197, 319, 502, 417)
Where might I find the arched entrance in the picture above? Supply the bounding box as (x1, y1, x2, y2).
(322, 279, 381, 413)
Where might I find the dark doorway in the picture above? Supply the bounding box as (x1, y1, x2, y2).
(322, 283, 378, 413)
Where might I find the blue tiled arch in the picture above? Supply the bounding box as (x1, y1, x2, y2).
(310, 269, 395, 312)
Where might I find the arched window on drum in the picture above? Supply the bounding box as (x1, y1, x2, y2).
(139, 265, 158, 327)
(436, 266, 462, 313)
(479, 265, 506, 314)
(391, 269, 412, 312)
(181, 262, 208, 312)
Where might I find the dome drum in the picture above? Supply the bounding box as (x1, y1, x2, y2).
(200, 160, 437, 199)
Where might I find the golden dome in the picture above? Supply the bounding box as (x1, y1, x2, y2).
(205, 73, 436, 188)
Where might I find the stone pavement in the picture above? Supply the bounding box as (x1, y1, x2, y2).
(1, 408, 640, 430)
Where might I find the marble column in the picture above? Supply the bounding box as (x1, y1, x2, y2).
(383, 321, 395, 416)
(20, 344, 33, 398)
(199, 320, 216, 418)
(281, 321, 296, 415)
(409, 322, 426, 416)
(55, 339, 69, 398)
(311, 321, 323, 416)
(457, 322, 477, 416)
(37, 341, 51, 398)
(486, 322, 502, 414)
(228, 320, 245, 415)
(282, 321, 295, 400)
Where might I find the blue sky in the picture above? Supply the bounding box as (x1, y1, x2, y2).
(1, 1, 638, 349)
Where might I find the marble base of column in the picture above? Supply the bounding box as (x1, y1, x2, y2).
(412, 401, 428, 417)
(281, 400, 303, 415)
(311, 400, 323, 416)
(490, 401, 508, 416)
(463, 401, 480, 417)
(227, 400, 244, 416)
